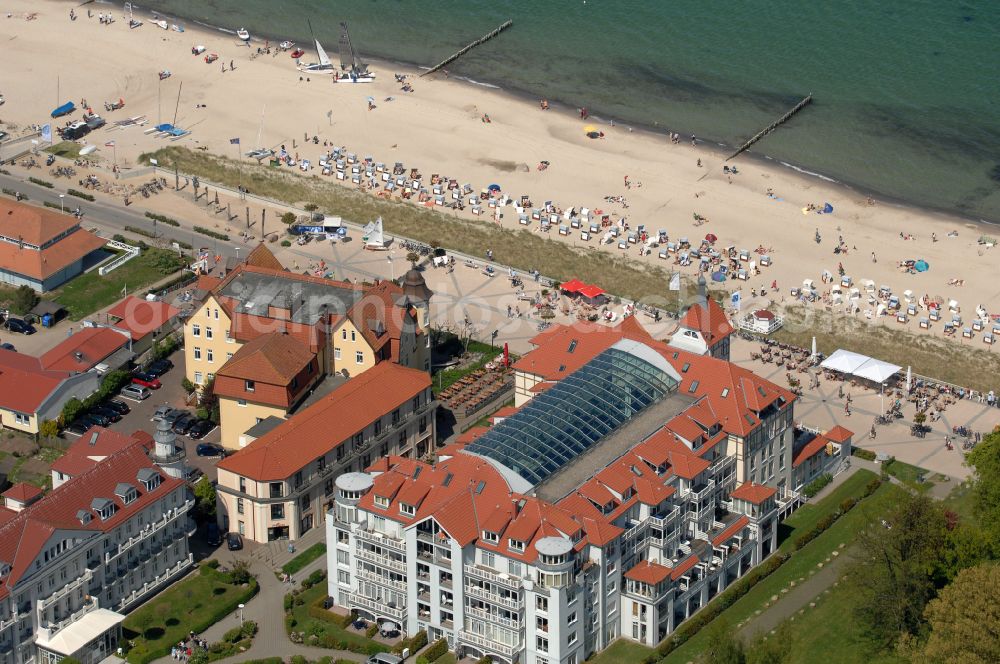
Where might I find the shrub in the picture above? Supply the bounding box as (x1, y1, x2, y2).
(241, 621, 258, 638)
(423, 638, 449, 661)
(863, 476, 883, 497)
(39, 420, 60, 439)
(194, 226, 230, 241)
(222, 627, 243, 644)
(43, 201, 61, 210)
(2, 187, 26, 199)
(28, 177, 53, 188)
(304, 203, 319, 211)
(204, 559, 220, 569)
(67, 188, 95, 201)
(365, 624, 378, 638)
(802, 473, 833, 498)
(181, 377, 196, 394)
(145, 211, 181, 226)
(281, 239, 292, 247)
(291, 657, 309, 664)
(302, 568, 326, 590)
(477, 657, 493, 664)
(793, 513, 838, 551)
(10, 285, 39, 315)
(281, 211, 296, 225)
(124, 225, 158, 239)
(409, 630, 428, 652)
(840, 497, 857, 513)
(112, 233, 127, 243)
(284, 593, 294, 611)
(853, 447, 877, 461)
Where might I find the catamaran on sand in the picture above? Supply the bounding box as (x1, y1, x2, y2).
(297, 22, 374, 82)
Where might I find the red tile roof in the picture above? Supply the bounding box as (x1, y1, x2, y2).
(730, 482, 776, 505)
(792, 434, 831, 468)
(825, 425, 853, 443)
(0, 349, 72, 414)
(107, 296, 179, 340)
(244, 243, 285, 271)
(3, 482, 43, 503)
(50, 427, 152, 477)
(216, 333, 315, 384)
(711, 515, 750, 547)
(0, 444, 182, 587)
(218, 362, 430, 480)
(0, 199, 82, 244)
(670, 554, 700, 580)
(39, 327, 129, 372)
(0, 200, 106, 280)
(625, 560, 671, 585)
(679, 299, 734, 344)
(512, 318, 653, 380)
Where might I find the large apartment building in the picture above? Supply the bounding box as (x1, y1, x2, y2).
(184, 244, 432, 449)
(324, 305, 851, 663)
(216, 362, 436, 543)
(0, 431, 194, 664)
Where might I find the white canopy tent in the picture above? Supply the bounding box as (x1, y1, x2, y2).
(853, 358, 902, 383)
(820, 349, 869, 374)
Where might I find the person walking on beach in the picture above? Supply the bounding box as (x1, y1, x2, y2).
(872, 250, 877, 263)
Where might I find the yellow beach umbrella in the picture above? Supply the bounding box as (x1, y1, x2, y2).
(583, 124, 597, 134)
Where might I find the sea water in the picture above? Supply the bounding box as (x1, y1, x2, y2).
(136, 0, 1000, 222)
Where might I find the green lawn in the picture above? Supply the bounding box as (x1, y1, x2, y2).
(882, 458, 933, 492)
(54, 247, 186, 319)
(666, 476, 904, 663)
(287, 584, 387, 654)
(776, 469, 877, 552)
(45, 141, 87, 160)
(433, 338, 504, 395)
(587, 639, 654, 664)
(941, 480, 978, 525)
(123, 564, 259, 664)
(282, 542, 327, 575)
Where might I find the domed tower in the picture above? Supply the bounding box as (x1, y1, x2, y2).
(401, 267, 433, 331)
(152, 417, 188, 480)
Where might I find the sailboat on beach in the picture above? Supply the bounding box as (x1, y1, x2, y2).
(297, 21, 374, 82)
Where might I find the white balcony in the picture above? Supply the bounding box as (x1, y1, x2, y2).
(355, 547, 406, 573)
(117, 553, 193, 611)
(355, 526, 406, 551)
(464, 604, 520, 628)
(106, 500, 193, 563)
(464, 564, 522, 590)
(460, 630, 521, 657)
(355, 567, 406, 591)
(465, 585, 521, 610)
(349, 592, 405, 619)
(37, 596, 99, 640)
(38, 569, 94, 611)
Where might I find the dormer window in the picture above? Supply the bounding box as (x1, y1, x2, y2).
(374, 495, 389, 509)
(509, 539, 525, 552)
(400, 503, 415, 516)
(245, 380, 255, 393)
(114, 483, 137, 506)
(137, 468, 161, 492)
(91, 498, 116, 521)
(482, 530, 498, 543)
(76, 509, 92, 526)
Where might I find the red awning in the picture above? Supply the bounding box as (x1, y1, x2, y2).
(560, 278, 585, 293)
(578, 285, 606, 299)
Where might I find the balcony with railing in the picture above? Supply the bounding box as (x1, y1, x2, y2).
(460, 630, 521, 657)
(349, 592, 405, 619)
(355, 547, 406, 573)
(464, 605, 520, 629)
(355, 526, 406, 551)
(106, 500, 193, 563)
(355, 568, 406, 591)
(117, 553, 193, 611)
(465, 585, 521, 610)
(37, 569, 95, 612)
(685, 479, 716, 504)
(37, 596, 99, 641)
(464, 564, 522, 590)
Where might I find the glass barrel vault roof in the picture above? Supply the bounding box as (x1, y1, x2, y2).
(465, 344, 679, 487)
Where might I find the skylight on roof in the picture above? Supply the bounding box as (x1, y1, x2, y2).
(757, 386, 767, 397)
(721, 387, 729, 398)
(682, 363, 690, 373)
(745, 413, 755, 425)
(474, 481, 486, 495)
(567, 339, 578, 353)
(688, 380, 700, 393)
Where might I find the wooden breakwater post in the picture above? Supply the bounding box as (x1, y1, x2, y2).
(726, 94, 813, 161)
(421, 20, 513, 77)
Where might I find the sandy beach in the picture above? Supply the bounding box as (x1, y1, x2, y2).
(1, 0, 997, 334)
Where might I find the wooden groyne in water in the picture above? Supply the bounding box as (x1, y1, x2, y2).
(726, 94, 813, 160)
(421, 20, 513, 77)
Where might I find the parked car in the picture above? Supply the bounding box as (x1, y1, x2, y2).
(366, 655, 403, 664)
(164, 409, 188, 425)
(226, 532, 243, 551)
(152, 405, 175, 421)
(195, 442, 224, 456)
(172, 414, 196, 435)
(120, 385, 151, 401)
(105, 399, 131, 415)
(0, 343, 15, 351)
(65, 420, 90, 436)
(131, 373, 162, 389)
(4, 318, 36, 335)
(188, 420, 215, 440)
(145, 358, 174, 377)
(82, 412, 110, 427)
(206, 523, 221, 547)
(92, 406, 122, 423)
(0, 131, 9, 142)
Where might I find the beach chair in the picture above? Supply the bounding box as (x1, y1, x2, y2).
(347, 153, 357, 164)
(571, 218, 581, 229)
(993, 325, 1000, 336)
(518, 214, 529, 225)
(488, 199, 498, 209)
(919, 317, 930, 329)
(929, 310, 940, 321)
(434, 195, 445, 206)
(395, 177, 406, 187)
(336, 171, 346, 180)
(411, 180, 422, 192)
(375, 162, 385, 172)
(531, 209, 541, 221)
(627, 232, 638, 244)
(452, 190, 461, 201)
(581, 231, 590, 242)
(559, 225, 569, 236)
(351, 175, 361, 185)
(472, 205, 482, 216)
(972, 320, 984, 332)
(322, 166, 332, 176)
(549, 214, 560, 226)
(737, 269, 749, 280)
(658, 249, 669, 260)
(618, 240, 628, 250)
(907, 305, 917, 316)
(984, 334, 995, 345)
(962, 327, 973, 339)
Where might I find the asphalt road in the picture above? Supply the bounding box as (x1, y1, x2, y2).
(0, 171, 242, 260)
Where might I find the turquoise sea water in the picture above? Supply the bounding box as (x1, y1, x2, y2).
(135, 0, 1000, 222)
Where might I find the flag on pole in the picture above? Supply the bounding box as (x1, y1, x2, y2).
(229, 137, 240, 145)
(105, 140, 116, 147)
(121, 285, 127, 296)
(668, 273, 681, 291)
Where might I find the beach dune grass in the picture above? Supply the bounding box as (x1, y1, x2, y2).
(139, 147, 683, 304)
(772, 304, 1000, 393)
(45, 141, 87, 160)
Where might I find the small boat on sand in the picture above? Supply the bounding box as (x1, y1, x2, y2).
(237, 28, 250, 42)
(153, 19, 168, 30)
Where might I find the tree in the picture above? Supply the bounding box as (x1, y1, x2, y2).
(966, 431, 1000, 551)
(920, 563, 1000, 664)
(131, 610, 154, 639)
(700, 620, 746, 664)
(281, 212, 296, 225)
(913, 411, 927, 427)
(39, 419, 60, 439)
(193, 477, 217, 522)
(406, 251, 420, 265)
(10, 286, 39, 315)
(62, 397, 84, 425)
(181, 377, 196, 394)
(848, 492, 948, 649)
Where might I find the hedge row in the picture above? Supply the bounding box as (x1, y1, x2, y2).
(306, 594, 355, 628)
(802, 473, 833, 498)
(67, 188, 95, 201)
(146, 211, 181, 226)
(1, 187, 25, 199)
(28, 176, 53, 188)
(852, 447, 878, 461)
(194, 226, 230, 241)
(422, 638, 449, 661)
(395, 629, 428, 655)
(124, 225, 158, 239)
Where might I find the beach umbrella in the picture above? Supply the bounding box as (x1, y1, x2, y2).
(914, 259, 929, 272)
(711, 271, 726, 282)
(583, 124, 597, 133)
(488, 184, 501, 192)
(705, 233, 718, 243)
